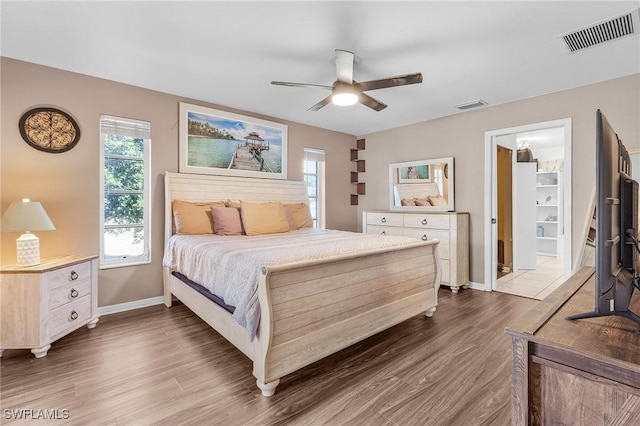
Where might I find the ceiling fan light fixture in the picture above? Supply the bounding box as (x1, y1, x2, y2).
(332, 92, 358, 106)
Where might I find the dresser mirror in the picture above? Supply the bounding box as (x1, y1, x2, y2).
(389, 157, 454, 212)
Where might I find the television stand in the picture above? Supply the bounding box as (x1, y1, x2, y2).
(506, 267, 640, 425)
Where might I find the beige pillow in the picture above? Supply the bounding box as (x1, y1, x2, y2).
(415, 197, 432, 206)
(240, 201, 290, 236)
(211, 206, 244, 236)
(401, 198, 416, 206)
(283, 205, 299, 231)
(173, 200, 225, 234)
(285, 202, 314, 228)
(428, 195, 448, 207)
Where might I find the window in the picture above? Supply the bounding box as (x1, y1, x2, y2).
(100, 116, 151, 268)
(303, 148, 325, 228)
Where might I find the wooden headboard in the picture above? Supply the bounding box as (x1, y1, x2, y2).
(164, 172, 308, 244)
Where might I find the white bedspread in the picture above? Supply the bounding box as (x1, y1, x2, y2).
(162, 228, 427, 339)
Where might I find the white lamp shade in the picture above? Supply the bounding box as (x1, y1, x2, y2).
(1, 199, 56, 232)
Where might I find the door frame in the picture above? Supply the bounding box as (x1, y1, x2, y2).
(484, 118, 572, 291)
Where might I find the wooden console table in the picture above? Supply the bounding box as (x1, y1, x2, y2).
(506, 267, 640, 425)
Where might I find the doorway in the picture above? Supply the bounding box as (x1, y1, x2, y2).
(484, 118, 572, 296)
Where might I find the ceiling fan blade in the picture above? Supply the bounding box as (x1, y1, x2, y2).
(359, 92, 388, 112)
(271, 81, 332, 90)
(335, 49, 354, 83)
(357, 73, 423, 92)
(308, 95, 333, 111)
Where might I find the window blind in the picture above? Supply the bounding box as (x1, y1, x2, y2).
(100, 115, 150, 139)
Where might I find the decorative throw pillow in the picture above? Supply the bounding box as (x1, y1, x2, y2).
(211, 206, 244, 236)
(414, 197, 432, 206)
(428, 195, 448, 207)
(285, 202, 314, 228)
(173, 200, 225, 234)
(401, 198, 417, 206)
(283, 205, 299, 231)
(240, 201, 290, 236)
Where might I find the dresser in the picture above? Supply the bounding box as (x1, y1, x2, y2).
(363, 211, 470, 293)
(506, 267, 640, 425)
(0, 255, 99, 358)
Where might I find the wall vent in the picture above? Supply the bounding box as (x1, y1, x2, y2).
(455, 99, 488, 111)
(557, 9, 639, 53)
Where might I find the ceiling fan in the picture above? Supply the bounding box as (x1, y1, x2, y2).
(271, 49, 423, 112)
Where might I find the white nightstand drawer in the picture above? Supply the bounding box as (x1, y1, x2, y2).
(49, 279, 91, 310)
(49, 295, 91, 338)
(366, 213, 403, 227)
(403, 229, 450, 258)
(48, 262, 91, 289)
(404, 214, 450, 230)
(366, 225, 405, 236)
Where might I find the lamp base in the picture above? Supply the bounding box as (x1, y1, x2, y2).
(16, 232, 40, 267)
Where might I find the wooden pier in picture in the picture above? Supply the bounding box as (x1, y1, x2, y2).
(229, 131, 273, 172)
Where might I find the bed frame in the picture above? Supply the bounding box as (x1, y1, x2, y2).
(163, 171, 441, 396)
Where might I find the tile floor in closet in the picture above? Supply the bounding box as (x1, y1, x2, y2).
(495, 255, 565, 300)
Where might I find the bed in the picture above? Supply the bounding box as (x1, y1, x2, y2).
(162, 171, 441, 396)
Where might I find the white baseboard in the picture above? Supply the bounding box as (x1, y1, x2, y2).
(98, 296, 165, 316)
(467, 281, 489, 291)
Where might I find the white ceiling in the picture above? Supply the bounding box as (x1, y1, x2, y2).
(2, 1, 639, 136)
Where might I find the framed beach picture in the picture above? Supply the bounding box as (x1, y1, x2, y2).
(398, 164, 431, 183)
(179, 102, 287, 179)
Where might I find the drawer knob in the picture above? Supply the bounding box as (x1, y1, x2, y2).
(70, 288, 79, 299)
(381, 217, 387, 223)
(421, 219, 428, 225)
(422, 235, 428, 241)
(69, 311, 79, 321)
(70, 271, 78, 281)
(381, 231, 386, 235)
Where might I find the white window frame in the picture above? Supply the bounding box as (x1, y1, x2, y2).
(99, 115, 151, 269)
(304, 148, 325, 228)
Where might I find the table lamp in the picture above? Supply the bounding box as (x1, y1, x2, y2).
(1, 199, 56, 266)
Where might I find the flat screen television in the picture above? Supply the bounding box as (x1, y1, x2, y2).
(567, 110, 640, 325)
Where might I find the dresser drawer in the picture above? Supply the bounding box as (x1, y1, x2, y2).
(403, 228, 450, 258)
(403, 214, 450, 230)
(49, 279, 91, 310)
(48, 261, 91, 289)
(49, 295, 91, 338)
(366, 225, 405, 236)
(366, 213, 403, 227)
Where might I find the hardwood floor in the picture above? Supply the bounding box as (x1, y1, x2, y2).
(1, 288, 536, 425)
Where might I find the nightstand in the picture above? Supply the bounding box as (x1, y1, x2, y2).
(0, 255, 99, 358)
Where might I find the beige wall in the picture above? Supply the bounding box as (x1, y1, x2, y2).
(1, 58, 357, 307)
(359, 73, 640, 285)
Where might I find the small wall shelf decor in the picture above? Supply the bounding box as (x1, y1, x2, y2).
(350, 138, 365, 205)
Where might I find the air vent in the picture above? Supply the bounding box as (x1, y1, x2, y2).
(454, 99, 488, 111)
(557, 9, 639, 53)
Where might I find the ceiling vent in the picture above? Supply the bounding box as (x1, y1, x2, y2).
(557, 9, 640, 53)
(454, 99, 488, 111)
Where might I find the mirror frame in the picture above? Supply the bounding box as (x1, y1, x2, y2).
(389, 157, 455, 212)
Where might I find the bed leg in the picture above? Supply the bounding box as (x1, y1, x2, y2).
(425, 307, 436, 317)
(256, 378, 280, 397)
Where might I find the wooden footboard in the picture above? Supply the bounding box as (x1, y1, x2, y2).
(163, 241, 439, 396)
(254, 241, 439, 394)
